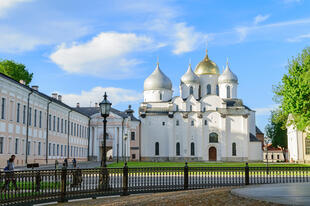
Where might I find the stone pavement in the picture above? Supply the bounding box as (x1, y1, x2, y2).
(232, 182, 310, 205)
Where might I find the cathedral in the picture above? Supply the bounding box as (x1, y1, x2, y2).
(139, 49, 263, 161)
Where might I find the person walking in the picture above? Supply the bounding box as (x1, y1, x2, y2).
(1, 155, 18, 191)
(72, 158, 76, 168)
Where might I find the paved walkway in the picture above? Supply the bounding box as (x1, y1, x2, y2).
(232, 182, 310, 205)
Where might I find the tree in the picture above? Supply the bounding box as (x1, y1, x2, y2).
(265, 109, 287, 161)
(274, 47, 310, 133)
(0, 60, 33, 85)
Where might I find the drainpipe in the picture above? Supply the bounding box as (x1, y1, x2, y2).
(87, 117, 90, 161)
(25, 90, 33, 164)
(67, 110, 72, 159)
(45, 100, 52, 164)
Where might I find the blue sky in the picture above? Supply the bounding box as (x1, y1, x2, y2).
(1, 0, 310, 132)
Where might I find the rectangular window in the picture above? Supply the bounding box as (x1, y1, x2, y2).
(0, 137, 3, 154)
(39, 111, 42, 128)
(53, 116, 55, 131)
(27, 141, 31, 155)
(305, 139, 310, 155)
(74, 123, 76, 136)
(77, 124, 79, 137)
(71, 146, 73, 157)
(175, 105, 179, 111)
(15, 138, 19, 154)
(49, 115, 52, 130)
(1, 97, 6, 119)
(29, 107, 32, 126)
(71, 122, 73, 135)
(34, 109, 37, 127)
(16, 103, 20, 123)
(61, 145, 63, 156)
(57, 117, 60, 132)
(131, 132, 135, 140)
(53, 144, 55, 156)
(57, 144, 59, 156)
(64, 145, 67, 157)
(61, 119, 63, 133)
(65, 120, 67, 134)
(38, 142, 41, 156)
(48, 143, 51, 156)
(23, 105, 26, 124)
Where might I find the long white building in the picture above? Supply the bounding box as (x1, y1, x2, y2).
(139, 49, 263, 161)
(0, 73, 89, 168)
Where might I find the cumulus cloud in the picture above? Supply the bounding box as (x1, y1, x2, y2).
(50, 32, 155, 79)
(0, 0, 32, 17)
(172, 23, 206, 55)
(61, 86, 143, 107)
(254, 14, 270, 25)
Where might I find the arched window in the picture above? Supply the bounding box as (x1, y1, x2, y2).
(189, 86, 193, 95)
(176, 120, 179, 126)
(176, 142, 180, 156)
(190, 142, 195, 156)
(216, 85, 219, 96)
(189, 105, 192, 111)
(207, 84, 211, 95)
(227, 86, 231, 98)
(155, 142, 159, 155)
(160, 93, 163, 100)
(209, 132, 218, 143)
(176, 105, 179, 111)
(232, 142, 236, 156)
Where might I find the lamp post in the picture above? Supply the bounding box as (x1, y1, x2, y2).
(99, 92, 112, 168)
(123, 133, 128, 163)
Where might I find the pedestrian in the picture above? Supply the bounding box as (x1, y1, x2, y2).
(1, 155, 18, 191)
(72, 158, 76, 168)
(64, 158, 68, 168)
(71, 161, 82, 187)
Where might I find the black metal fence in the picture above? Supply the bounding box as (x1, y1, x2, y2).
(1, 163, 310, 205)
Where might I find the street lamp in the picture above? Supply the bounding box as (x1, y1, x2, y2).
(99, 92, 112, 168)
(123, 133, 128, 163)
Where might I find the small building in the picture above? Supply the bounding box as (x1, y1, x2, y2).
(76, 105, 141, 162)
(263, 144, 287, 162)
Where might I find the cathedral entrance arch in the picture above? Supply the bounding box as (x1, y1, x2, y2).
(209, 147, 217, 161)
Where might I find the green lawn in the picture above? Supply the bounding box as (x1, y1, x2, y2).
(108, 161, 310, 168)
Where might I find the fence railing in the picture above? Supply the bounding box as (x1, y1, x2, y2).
(1, 163, 310, 205)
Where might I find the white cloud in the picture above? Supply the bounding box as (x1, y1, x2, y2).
(0, 0, 32, 17)
(61, 86, 143, 107)
(254, 14, 270, 25)
(50, 32, 155, 79)
(254, 105, 279, 116)
(0, 21, 89, 53)
(172, 23, 206, 55)
(286, 33, 310, 42)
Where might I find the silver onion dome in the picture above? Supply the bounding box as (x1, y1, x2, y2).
(144, 63, 172, 91)
(218, 60, 238, 84)
(181, 64, 200, 84)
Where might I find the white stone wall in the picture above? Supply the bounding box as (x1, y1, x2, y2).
(144, 89, 172, 102)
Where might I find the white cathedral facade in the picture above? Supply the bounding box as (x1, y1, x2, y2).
(139, 50, 263, 162)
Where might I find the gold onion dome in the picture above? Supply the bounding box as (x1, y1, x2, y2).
(194, 49, 220, 75)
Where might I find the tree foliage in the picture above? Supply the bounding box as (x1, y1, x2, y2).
(274, 47, 310, 132)
(0, 60, 33, 85)
(265, 109, 287, 160)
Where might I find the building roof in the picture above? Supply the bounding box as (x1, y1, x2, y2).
(249, 133, 261, 142)
(0, 72, 88, 118)
(256, 126, 264, 134)
(75, 107, 140, 121)
(144, 63, 172, 91)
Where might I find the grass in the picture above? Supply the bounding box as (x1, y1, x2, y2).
(108, 161, 310, 168)
(0, 181, 61, 190)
